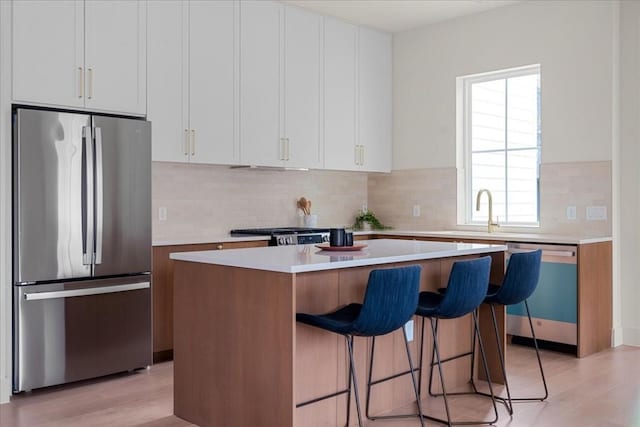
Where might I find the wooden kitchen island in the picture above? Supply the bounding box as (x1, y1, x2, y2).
(171, 239, 507, 427)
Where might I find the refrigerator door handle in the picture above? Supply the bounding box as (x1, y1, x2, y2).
(94, 127, 104, 265)
(23, 282, 150, 301)
(82, 126, 94, 265)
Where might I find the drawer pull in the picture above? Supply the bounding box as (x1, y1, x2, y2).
(24, 282, 150, 301)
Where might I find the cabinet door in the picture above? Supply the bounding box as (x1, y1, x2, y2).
(147, 0, 188, 162)
(189, 0, 238, 165)
(85, 0, 147, 115)
(284, 6, 322, 169)
(358, 27, 392, 172)
(240, 0, 283, 167)
(12, 0, 84, 108)
(323, 18, 358, 171)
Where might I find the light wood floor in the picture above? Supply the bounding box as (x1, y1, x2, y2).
(2, 344, 640, 426)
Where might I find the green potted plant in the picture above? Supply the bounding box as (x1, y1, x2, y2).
(353, 209, 390, 231)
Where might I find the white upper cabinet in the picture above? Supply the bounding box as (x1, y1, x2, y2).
(12, 1, 84, 108)
(189, 0, 238, 165)
(324, 21, 392, 172)
(323, 18, 358, 171)
(147, 0, 390, 170)
(12, 0, 147, 116)
(239, 0, 283, 167)
(240, 1, 323, 168)
(84, 0, 146, 115)
(283, 6, 322, 169)
(358, 27, 392, 172)
(147, 0, 187, 163)
(147, 0, 238, 165)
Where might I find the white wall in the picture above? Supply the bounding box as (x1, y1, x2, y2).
(393, 0, 614, 169)
(619, 0, 640, 345)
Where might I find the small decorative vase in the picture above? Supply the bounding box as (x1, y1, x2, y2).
(303, 214, 318, 227)
(362, 221, 372, 231)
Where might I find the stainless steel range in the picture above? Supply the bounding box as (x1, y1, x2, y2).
(230, 227, 330, 246)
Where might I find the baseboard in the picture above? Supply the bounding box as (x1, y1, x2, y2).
(622, 327, 640, 346)
(612, 327, 624, 347)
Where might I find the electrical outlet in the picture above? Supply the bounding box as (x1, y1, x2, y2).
(566, 206, 576, 220)
(158, 206, 167, 221)
(586, 206, 607, 221)
(404, 320, 414, 342)
(412, 204, 421, 217)
(362, 203, 368, 213)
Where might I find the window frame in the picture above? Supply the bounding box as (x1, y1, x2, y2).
(461, 64, 541, 227)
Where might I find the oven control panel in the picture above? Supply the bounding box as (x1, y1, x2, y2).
(273, 233, 329, 246)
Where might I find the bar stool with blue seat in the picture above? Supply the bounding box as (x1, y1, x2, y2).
(367, 256, 499, 426)
(296, 265, 425, 427)
(466, 249, 547, 415)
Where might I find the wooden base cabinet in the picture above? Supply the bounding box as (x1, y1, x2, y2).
(152, 240, 267, 362)
(381, 234, 613, 358)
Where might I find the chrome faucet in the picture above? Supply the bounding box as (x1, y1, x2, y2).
(476, 189, 500, 233)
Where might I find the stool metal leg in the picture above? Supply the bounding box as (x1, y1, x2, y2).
(524, 299, 549, 401)
(365, 328, 425, 425)
(429, 314, 478, 399)
(346, 336, 353, 426)
(490, 303, 513, 414)
(427, 317, 453, 426)
(401, 324, 426, 427)
(472, 301, 548, 410)
(418, 316, 426, 394)
(472, 310, 499, 425)
(365, 336, 376, 419)
(420, 314, 499, 426)
(346, 335, 363, 427)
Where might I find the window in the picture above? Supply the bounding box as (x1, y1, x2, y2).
(461, 65, 541, 226)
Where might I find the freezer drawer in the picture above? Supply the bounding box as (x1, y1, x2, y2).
(13, 275, 151, 392)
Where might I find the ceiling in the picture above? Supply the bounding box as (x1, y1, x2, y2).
(283, 0, 522, 33)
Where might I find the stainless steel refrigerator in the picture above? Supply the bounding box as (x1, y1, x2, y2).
(12, 107, 152, 392)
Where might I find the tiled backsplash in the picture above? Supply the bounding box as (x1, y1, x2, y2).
(368, 161, 612, 236)
(368, 168, 458, 231)
(153, 160, 611, 241)
(152, 162, 368, 240)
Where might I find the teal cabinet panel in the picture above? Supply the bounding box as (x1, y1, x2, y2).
(506, 262, 577, 323)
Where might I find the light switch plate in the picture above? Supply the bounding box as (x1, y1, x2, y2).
(586, 206, 607, 221)
(566, 206, 576, 220)
(412, 204, 421, 217)
(158, 206, 167, 221)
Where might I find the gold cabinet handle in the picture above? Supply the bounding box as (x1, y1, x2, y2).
(87, 67, 94, 99)
(78, 67, 84, 98)
(183, 129, 189, 156)
(191, 129, 195, 156)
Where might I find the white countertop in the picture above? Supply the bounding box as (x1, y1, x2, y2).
(169, 238, 507, 273)
(356, 230, 611, 245)
(154, 230, 611, 247)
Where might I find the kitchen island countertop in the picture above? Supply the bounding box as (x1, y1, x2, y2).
(354, 230, 611, 245)
(169, 238, 507, 273)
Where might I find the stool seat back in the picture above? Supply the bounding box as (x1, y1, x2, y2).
(430, 256, 491, 319)
(353, 265, 421, 336)
(489, 249, 542, 305)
